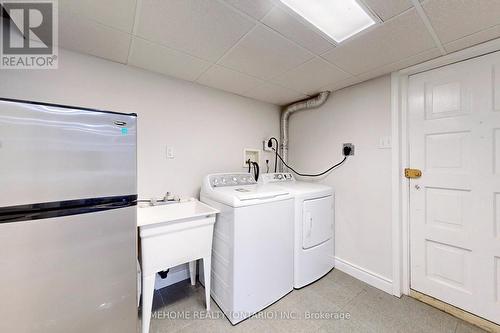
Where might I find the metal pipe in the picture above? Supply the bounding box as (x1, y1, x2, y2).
(279, 91, 331, 171)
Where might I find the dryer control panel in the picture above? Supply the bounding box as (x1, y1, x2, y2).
(260, 173, 295, 184)
(209, 173, 257, 188)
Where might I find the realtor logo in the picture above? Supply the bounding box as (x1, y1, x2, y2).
(1, 1, 58, 69)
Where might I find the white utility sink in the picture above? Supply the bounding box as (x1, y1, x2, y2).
(138, 199, 219, 227)
(137, 199, 219, 333)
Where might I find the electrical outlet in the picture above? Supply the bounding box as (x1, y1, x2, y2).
(263, 138, 273, 152)
(343, 143, 355, 156)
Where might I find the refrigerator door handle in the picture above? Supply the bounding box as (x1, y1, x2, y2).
(0, 195, 137, 223)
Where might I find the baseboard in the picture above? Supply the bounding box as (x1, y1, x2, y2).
(151, 258, 394, 295)
(334, 257, 393, 295)
(154, 264, 190, 290)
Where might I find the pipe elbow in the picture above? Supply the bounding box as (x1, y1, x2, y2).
(278, 91, 331, 171)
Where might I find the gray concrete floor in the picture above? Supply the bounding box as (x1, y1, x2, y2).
(141, 269, 487, 333)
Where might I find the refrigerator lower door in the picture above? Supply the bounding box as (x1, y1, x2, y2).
(0, 206, 137, 333)
(0, 99, 137, 207)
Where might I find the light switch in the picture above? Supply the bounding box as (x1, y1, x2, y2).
(378, 136, 392, 149)
(166, 146, 174, 159)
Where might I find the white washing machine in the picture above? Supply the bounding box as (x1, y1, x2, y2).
(260, 173, 335, 289)
(200, 173, 294, 324)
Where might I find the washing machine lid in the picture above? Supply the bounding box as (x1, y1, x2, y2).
(218, 184, 289, 201)
(203, 185, 290, 207)
(201, 173, 292, 207)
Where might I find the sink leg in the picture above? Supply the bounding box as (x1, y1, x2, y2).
(203, 256, 211, 311)
(189, 260, 197, 286)
(141, 274, 155, 333)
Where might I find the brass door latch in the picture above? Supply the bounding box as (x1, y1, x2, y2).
(404, 168, 422, 179)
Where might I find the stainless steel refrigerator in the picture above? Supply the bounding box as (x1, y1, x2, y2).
(0, 98, 138, 333)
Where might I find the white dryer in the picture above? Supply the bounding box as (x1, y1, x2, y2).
(200, 173, 294, 324)
(260, 173, 334, 288)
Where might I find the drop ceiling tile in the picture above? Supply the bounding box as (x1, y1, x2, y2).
(271, 57, 351, 95)
(362, 0, 413, 21)
(128, 37, 211, 82)
(355, 48, 441, 82)
(223, 0, 276, 20)
(321, 76, 365, 93)
(59, 0, 137, 33)
(219, 25, 314, 80)
(197, 65, 264, 95)
(243, 82, 307, 105)
(423, 0, 500, 44)
(444, 24, 500, 53)
(321, 48, 441, 92)
(135, 0, 255, 62)
(261, 6, 335, 55)
(321, 9, 435, 75)
(59, 14, 131, 63)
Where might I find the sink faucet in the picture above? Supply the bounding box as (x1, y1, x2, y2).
(148, 192, 180, 206)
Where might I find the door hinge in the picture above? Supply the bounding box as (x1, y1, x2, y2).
(404, 168, 422, 179)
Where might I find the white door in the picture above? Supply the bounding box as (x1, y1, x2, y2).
(409, 51, 500, 324)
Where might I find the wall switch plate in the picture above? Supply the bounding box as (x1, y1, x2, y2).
(166, 146, 174, 159)
(343, 143, 355, 156)
(378, 136, 392, 149)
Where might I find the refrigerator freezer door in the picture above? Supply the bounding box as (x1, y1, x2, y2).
(0, 206, 137, 333)
(0, 99, 137, 207)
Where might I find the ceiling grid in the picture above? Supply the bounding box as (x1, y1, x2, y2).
(6, 0, 499, 105)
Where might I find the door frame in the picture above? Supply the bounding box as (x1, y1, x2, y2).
(391, 38, 500, 297)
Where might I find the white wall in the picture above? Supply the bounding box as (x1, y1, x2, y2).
(0, 48, 279, 289)
(288, 76, 393, 283)
(0, 49, 280, 199)
(0, 44, 394, 290)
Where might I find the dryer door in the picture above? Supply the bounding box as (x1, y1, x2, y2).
(302, 195, 333, 249)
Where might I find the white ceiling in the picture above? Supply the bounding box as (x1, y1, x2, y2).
(17, 0, 500, 105)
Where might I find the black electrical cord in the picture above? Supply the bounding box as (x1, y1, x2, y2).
(246, 159, 260, 181)
(251, 161, 260, 181)
(272, 147, 347, 177)
(267, 137, 280, 172)
(267, 137, 349, 177)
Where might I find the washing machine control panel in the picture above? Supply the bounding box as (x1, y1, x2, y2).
(210, 174, 257, 188)
(260, 173, 295, 183)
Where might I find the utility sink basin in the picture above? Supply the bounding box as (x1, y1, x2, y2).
(137, 199, 219, 227)
(137, 199, 219, 333)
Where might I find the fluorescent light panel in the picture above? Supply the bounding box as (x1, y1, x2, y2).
(279, 0, 376, 43)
